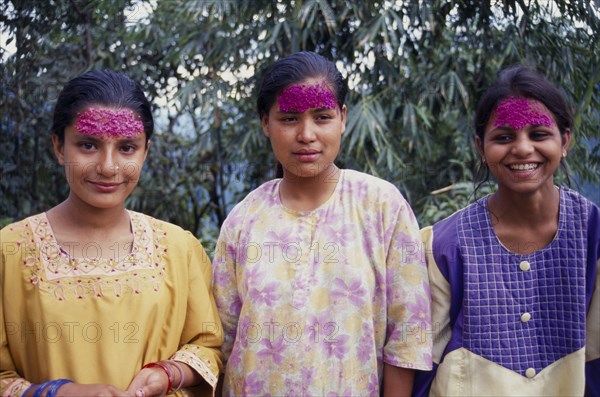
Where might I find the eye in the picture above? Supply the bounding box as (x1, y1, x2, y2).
(316, 114, 333, 121)
(530, 130, 550, 140)
(120, 144, 137, 153)
(280, 116, 297, 123)
(491, 134, 512, 143)
(78, 142, 97, 151)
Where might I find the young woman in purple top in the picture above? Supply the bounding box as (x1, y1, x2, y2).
(413, 66, 600, 396)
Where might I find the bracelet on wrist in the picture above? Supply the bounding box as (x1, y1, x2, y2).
(165, 360, 185, 392)
(32, 381, 53, 397)
(142, 362, 173, 394)
(23, 383, 36, 397)
(30, 379, 73, 397)
(45, 379, 73, 397)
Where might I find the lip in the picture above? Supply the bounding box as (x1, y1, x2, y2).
(88, 181, 123, 192)
(293, 149, 321, 162)
(504, 162, 541, 180)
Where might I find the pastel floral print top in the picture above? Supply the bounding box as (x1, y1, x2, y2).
(213, 169, 432, 396)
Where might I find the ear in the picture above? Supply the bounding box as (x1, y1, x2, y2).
(143, 139, 151, 162)
(561, 129, 571, 156)
(52, 134, 65, 165)
(340, 105, 347, 135)
(261, 114, 270, 138)
(474, 136, 485, 159)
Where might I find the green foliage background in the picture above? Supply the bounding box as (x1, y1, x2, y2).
(2, 0, 599, 250)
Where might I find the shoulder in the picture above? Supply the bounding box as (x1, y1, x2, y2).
(1, 214, 47, 263)
(0, 213, 44, 242)
(340, 169, 408, 207)
(239, 179, 279, 205)
(560, 186, 598, 212)
(428, 198, 487, 246)
(560, 187, 600, 231)
(421, 202, 484, 281)
(560, 186, 594, 205)
(559, 187, 600, 241)
(223, 179, 279, 222)
(128, 210, 199, 246)
(342, 169, 402, 193)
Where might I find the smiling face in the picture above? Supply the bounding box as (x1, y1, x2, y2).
(262, 79, 346, 180)
(478, 97, 570, 195)
(53, 106, 149, 210)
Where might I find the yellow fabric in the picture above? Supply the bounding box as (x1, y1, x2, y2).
(0, 211, 222, 396)
(421, 226, 452, 365)
(430, 347, 585, 396)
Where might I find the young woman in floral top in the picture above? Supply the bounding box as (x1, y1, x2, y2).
(213, 51, 432, 396)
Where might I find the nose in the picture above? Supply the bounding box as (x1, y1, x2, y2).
(511, 134, 534, 157)
(95, 149, 119, 176)
(297, 120, 317, 143)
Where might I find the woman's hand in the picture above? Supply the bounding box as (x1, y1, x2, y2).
(127, 367, 169, 397)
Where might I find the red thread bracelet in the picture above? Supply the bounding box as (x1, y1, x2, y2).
(142, 362, 173, 394)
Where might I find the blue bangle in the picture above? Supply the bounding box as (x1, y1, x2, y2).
(22, 383, 37, 397)
(32, 381, 53, 397)
(45, 379, 73, 397)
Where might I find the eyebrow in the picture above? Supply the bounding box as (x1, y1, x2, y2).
(275, 107, 335, 114)
(492, 123, 552, 131)
(311, 107, 336, 112)
(74, 133, 102, 141)
(74, 133, 144, 143)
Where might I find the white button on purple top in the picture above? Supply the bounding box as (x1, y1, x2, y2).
(519, 260, 531, 271)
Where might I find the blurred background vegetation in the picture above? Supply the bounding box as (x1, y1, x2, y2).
(1, 0, 599, 252)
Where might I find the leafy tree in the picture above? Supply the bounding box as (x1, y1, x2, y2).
(2, 0, 598, 249)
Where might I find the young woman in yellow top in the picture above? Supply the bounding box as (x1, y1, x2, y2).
(0, 70, 222, 397)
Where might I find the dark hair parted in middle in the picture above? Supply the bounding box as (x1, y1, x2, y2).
(474, 65, 573, 140)
(52, 70, 154, 143)
(473, 65, 573, 191)
(256, 51, 348, 118)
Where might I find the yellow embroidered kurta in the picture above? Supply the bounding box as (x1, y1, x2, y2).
(0, 211, 222, 396)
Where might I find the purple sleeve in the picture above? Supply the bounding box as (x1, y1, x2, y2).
(413, 214, 463, 397)
(586, 202, 600, 396)
(586, 358, 600, 397)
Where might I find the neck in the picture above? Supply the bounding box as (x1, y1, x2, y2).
(489, 183, 559, 225)
(49, 194, 130, 233)
(280, 165, 341, 211)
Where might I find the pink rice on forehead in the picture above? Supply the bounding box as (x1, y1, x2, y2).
(76, 108, 144, 138)
(493, 97, 553, 130)
(277, 82, 337, 113)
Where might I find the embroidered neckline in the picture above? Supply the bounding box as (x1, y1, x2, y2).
(17, 211, 167, 300)
(44, 211, 138, 262)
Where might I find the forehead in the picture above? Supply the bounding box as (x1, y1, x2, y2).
(490, 97, 555, 130)
(75, 107, 144, 138)
(276, 80, 336, 113)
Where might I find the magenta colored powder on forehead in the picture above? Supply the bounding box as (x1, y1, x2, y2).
(277, 82, 337, 113)
(493, 97, 554, 130)
(75, 108, 144, 138)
